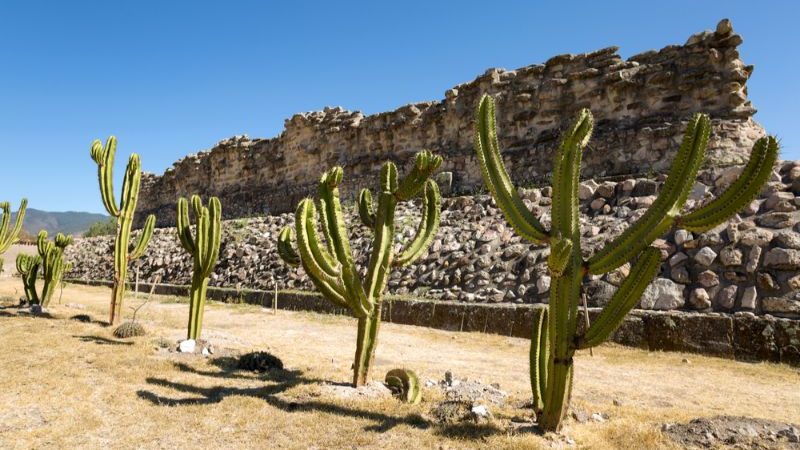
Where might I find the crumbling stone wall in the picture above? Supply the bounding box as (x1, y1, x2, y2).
(136, 20, 764, 227)
(66, 162, 800, 320)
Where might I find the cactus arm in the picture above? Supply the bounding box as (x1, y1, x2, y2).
(552, 109, 593, 239)
(578, 247, 661, 349)
(394, 179, 441, 267)
(474, 95, 549, 244)
(90, 138, 121, 217)
(119, 154, 143, 221)
(587, 113, 711, 274)
(530, 307, 549, 412)
(679, 136, 779, 232)
(37, 231, 54, 258)
(395, 150, 443, 201)
(318, 168, 370, 315)
(364, 192, 396, 304)
(294, 199, 351, 310)
(55, 233, 73, 249)
(358, 188, 376, 229)
(277, 227, 300, 266)
(0, 199, 27, 253)
(202, 197, 222, 276)
(0, 203, 10, 245)
(176, 197, 196, 253)
(129, 215, 155, 261)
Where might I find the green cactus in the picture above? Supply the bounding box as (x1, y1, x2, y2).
(385, 368, 422, 404)
(16, 253, 41, 304)
(177, 195, 222, 341)
(279, 151, 442, 387)
(15, 231, 73, 307)
(0, 199, 28, 259)
(474, 95, 777, 431)
(90, 137, 156, 325)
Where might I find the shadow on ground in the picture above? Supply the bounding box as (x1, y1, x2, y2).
(73, 335, 134, 346)
(137, 357, 503, 439)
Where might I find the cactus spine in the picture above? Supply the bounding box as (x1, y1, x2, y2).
(474, 95, 777, 431)
(177, 195, 222, 340)
(16, 231, 72, 307)
(279, 151, 442, 387)
(90, 137, 156, 325)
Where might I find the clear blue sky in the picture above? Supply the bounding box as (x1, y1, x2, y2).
(1, 1, 798, 214)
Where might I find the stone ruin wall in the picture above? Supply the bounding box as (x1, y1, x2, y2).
(136, 20, 764, 227)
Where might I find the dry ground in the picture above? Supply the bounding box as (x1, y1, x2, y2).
(0, 279, 797, 449)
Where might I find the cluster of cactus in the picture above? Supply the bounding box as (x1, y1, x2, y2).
(473, 95, 778, 431)
(177, 195, 222, 340)
(278, 150, 442, 387)
(90, 137, 155, 325)
(16, 231, 73, 307)
(0, 199, 28, 271)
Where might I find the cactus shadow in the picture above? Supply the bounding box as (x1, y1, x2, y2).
(136, 367, 430, 434)
(137, 365, 509, 439)
(172, 357, 293, 381)
(70, 314, 108, 326)
(73, 335, 134, 346)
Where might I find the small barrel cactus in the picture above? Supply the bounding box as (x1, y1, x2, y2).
(238, 351, 284, 372)
(385, 368, 422, 404)
(113, 321, 146, 339)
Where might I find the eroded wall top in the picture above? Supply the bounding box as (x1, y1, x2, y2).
(138, 19, 764, 226)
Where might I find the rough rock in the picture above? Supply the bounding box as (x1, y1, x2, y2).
(640, 278, 685, 310)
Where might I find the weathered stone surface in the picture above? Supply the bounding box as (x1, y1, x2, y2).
(640, 278, 685, 310)
(757, 212, 794, 229)
(694, 247, 718, 266)
(719, 246, 743, 266)
(697, 270, 720, 288)
(689, 288, 711, 310)
(740, 228, 774, 246)
(773, 230, 800, 249)
(741, 286, 758, 310)
(715, 285, 738, 310)
(764, 248, 800, 270)
(746, 245, 762, 273)
(762, 297, 800, 318)
(135, 22, 765, 227)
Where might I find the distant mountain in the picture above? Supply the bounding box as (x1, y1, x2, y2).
(10, 208, 109, 237)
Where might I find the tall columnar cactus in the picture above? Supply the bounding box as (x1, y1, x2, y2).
(474, 95, 777, 431)
(177, 195, 222, 341)
(0, 199, 28, 259)
(90, 137, 156, 325)
(278, 151, 442, 387)
(16, 231, 73, 307)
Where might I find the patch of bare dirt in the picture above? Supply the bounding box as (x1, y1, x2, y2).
(664, 416, 800, 449)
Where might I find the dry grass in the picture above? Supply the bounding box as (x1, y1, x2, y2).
(0, 278, 797, 449)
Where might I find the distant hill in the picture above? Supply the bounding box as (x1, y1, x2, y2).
(10, 208, 109, 237)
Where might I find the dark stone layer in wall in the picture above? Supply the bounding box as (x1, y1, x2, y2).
(136, 20, 764, 227)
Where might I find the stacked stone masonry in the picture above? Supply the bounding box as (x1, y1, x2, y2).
(136, 20, 764, 227)
(66, 162, 800, 319)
